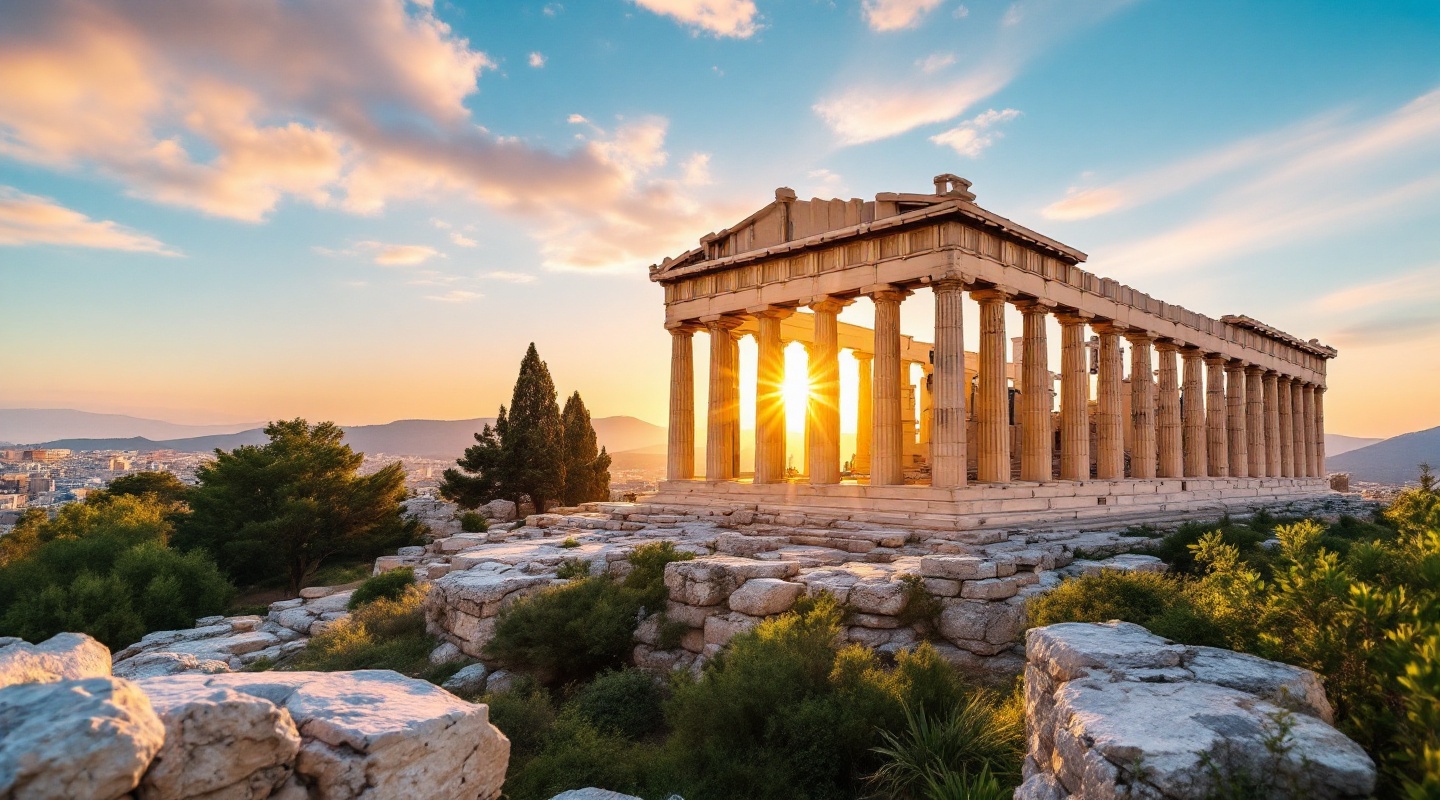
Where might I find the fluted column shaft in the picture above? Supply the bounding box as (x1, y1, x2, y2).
(1263, 372, 1281, 477)
(704, 318, 742, 480)
(1182, 349, 1207, 477)
(1095, 326, 1125, 480)
(1018, 302, 1052, 482)
(870, 289, 908, 486)
(930, 280, 968, 488)
(752, 310, 791, 484)
(1296, 379, 1307, 477)
(1205, 356, 1228, 477)
(919, 368, 933, 446)
(1278, 377, 1295, 478)
(1226, 362, 1248, 478)
(1247, 367, 1267, 477)
(1127, 333, 1156, 479)
(808, 298, 848, 485)
(854, 354, 873, 474)
(974, 289, 1011, 483)
(666, 326, 696, 481)
(1314, 387, 1326, 476)
(1300, 384, 1316, 478)
(1156, 342, 1183, 479)
(1057, 313, 1090, 481)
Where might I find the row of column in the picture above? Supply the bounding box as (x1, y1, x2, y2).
(665, 285, 1326, 486)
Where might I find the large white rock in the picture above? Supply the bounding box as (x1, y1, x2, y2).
(138, 683, 301, 800)
(0, 631, 113, 688)
(0, 677, 165, 800)
(548, 790, 642, 800)
(139, 670, 510, 800)
(113, 651, 233, 680)
(726, 578, 803, 616)
(664, 557, 798, 607)
(1021, 622, 1375, 799)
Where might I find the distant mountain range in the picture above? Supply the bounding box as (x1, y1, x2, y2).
(0, 409, 262, 444)
(1324, 434, 1384, 457)
(10, 409, 665, 461)
(1327, 426, 1440, 485)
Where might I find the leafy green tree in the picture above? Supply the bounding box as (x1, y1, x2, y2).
(178, 419, 416, 596)
(104, 471, 191, 506)
(442, 343, 565, 512)
(560, 391, 611, 506)
(0, 493, 233, 649)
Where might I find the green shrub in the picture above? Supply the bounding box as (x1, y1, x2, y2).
(1027, 569, 1229, 647)
(556, 558, 591, 580)
(574, 669, 665, 740)
(485, 684, 558, 762)
(866, 693, 1023, 800)
(896, 573, 943, 633)
(484, 577, 638, 686)
(348, 567, 415, 610)
(460, 512, 489, 533)
(622, 541, 694, 612)
(559, 536, 580, 549)
(502, 711, 658, 800)
(288, 585, 448, 681)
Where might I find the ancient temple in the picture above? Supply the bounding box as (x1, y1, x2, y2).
(646, 175, 1334, 531)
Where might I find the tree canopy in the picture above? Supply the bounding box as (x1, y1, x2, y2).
(442, 344, 607, 512)
(177, 419, 416, 596)
(104, 470, 192, 507)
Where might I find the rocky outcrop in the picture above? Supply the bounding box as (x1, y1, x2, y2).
(0, 632, 511, 800)
(0, 676, 166, 799)
(0, 631, 113, 688)
(1017, 621, 1375, 800)
(548, 790, 642, 800)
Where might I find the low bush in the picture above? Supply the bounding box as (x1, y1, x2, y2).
(867, 693, 1023, 800)
(1027, 569, 1230, 647)
(460, 511, 489, 533)
(288, 585, 455, 683)
(559, 536, 580, 549)
(347, 567, 415, 610)
(573, 669, 665, 740)
(484, 541, 695, 686)
(556, 558, 590, 580)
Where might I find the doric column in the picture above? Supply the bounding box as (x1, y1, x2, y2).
(666, 324, 697, 481)
(1155, 341, 1183, 479)
(1056, 312, 1090, 481)
(870, 287, 909, 486)
(973, 288, 1012, 483)
(1205, 356, 1228, 477)
(1289, 378, 1306, 478)
(704, 317, 743, 480)
(1263, 372, 1281, 477)
(1225, 361, 1248, 478)
(901, 365, 919, 462)
(1246, 367, 1267, 477)
(1017, 301, 1052, 482)
(807, 298, 849, 485)
(853, 353, 873, 474)
(1126, 332, 1156, 479)
(752, 308, 792, 484)
(1182, 348, 1207, 478)
(1314, 387, 1326, 476)
(1094, 324, 1125, 480)
(1277, 377, 1294, 478)
(919, 366, 933, 447)
(1301, 384, 1316, 478)
(930, 280, 967, 488)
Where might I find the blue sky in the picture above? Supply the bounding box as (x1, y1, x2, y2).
(1, 0, 1437, 437)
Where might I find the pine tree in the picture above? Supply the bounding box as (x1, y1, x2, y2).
(560, 391, 612, 505)
(441, 344, 566, 513)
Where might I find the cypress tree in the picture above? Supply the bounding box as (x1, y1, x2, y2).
(441, 344, 565, 513)
(560, 391, 612, 505)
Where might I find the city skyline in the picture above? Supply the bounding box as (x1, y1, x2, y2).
(3, 0, 1439, 438)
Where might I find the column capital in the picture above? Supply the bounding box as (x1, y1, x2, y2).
(1013, 298, 1053, 314)
(1245, 363, 1266, 376)
(1054, 309, 1091, 326)
(852, 351, 874, 362)
(1154, 339, 1184, 353)
(665, 320, 702, 333)
(1180, 346, 1204, 359)
(969, 286, 1011, 303)
(931, 276, 971, 291)
(699, 314, 745, 331)
(1123, 329, 1157, 345)
(1204, 354, 1229, 366)
(746, 305, 795, 320)
(807, 295, 854, 314)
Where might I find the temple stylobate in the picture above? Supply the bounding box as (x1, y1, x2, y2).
(647, 175, 1335, 532)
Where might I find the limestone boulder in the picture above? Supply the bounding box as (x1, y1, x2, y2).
(442, 664, 491, 696)
(938, 598, 1025, 650)
(0, 631, 112, 688)
(727, 578, 803, 616)
(113, 651, 233, 680)
(664, 556, 799, 607)
(919, 555, 997, 581)
(139, 670, 510, 800)
(0, 677, 165, 800)
(138, 683, 301, 800)
(480, 499, 518, 522)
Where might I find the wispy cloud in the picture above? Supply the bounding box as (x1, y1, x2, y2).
(1078, 88, 1440, 276)
(449, 231, 477, 247)
(358, 241, 441, 266)
(425, 289, 482, 303)
(0, 186, 176, 254)
(528, 51, 546, 68)
(630, 0, 759, 38)
(930, 108, 1021, 156)
(681, 153, 712, 186)
(916, 52, 956, 74)
(814, 0, 1132, 145)
(0, 0, 730, 271)
(863, 0, 945, 32)
(483, 271, 538, 283)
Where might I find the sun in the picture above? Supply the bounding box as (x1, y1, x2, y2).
(782, 343, 812, 433)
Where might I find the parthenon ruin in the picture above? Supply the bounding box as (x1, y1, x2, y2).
(647, 174, 1335, 531)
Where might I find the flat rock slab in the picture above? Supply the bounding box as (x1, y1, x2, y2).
(140, 670, 510, 800)
(140, 683, 301, 800)
(0, 632, 112, 688)
(0, 677, 165, 800)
